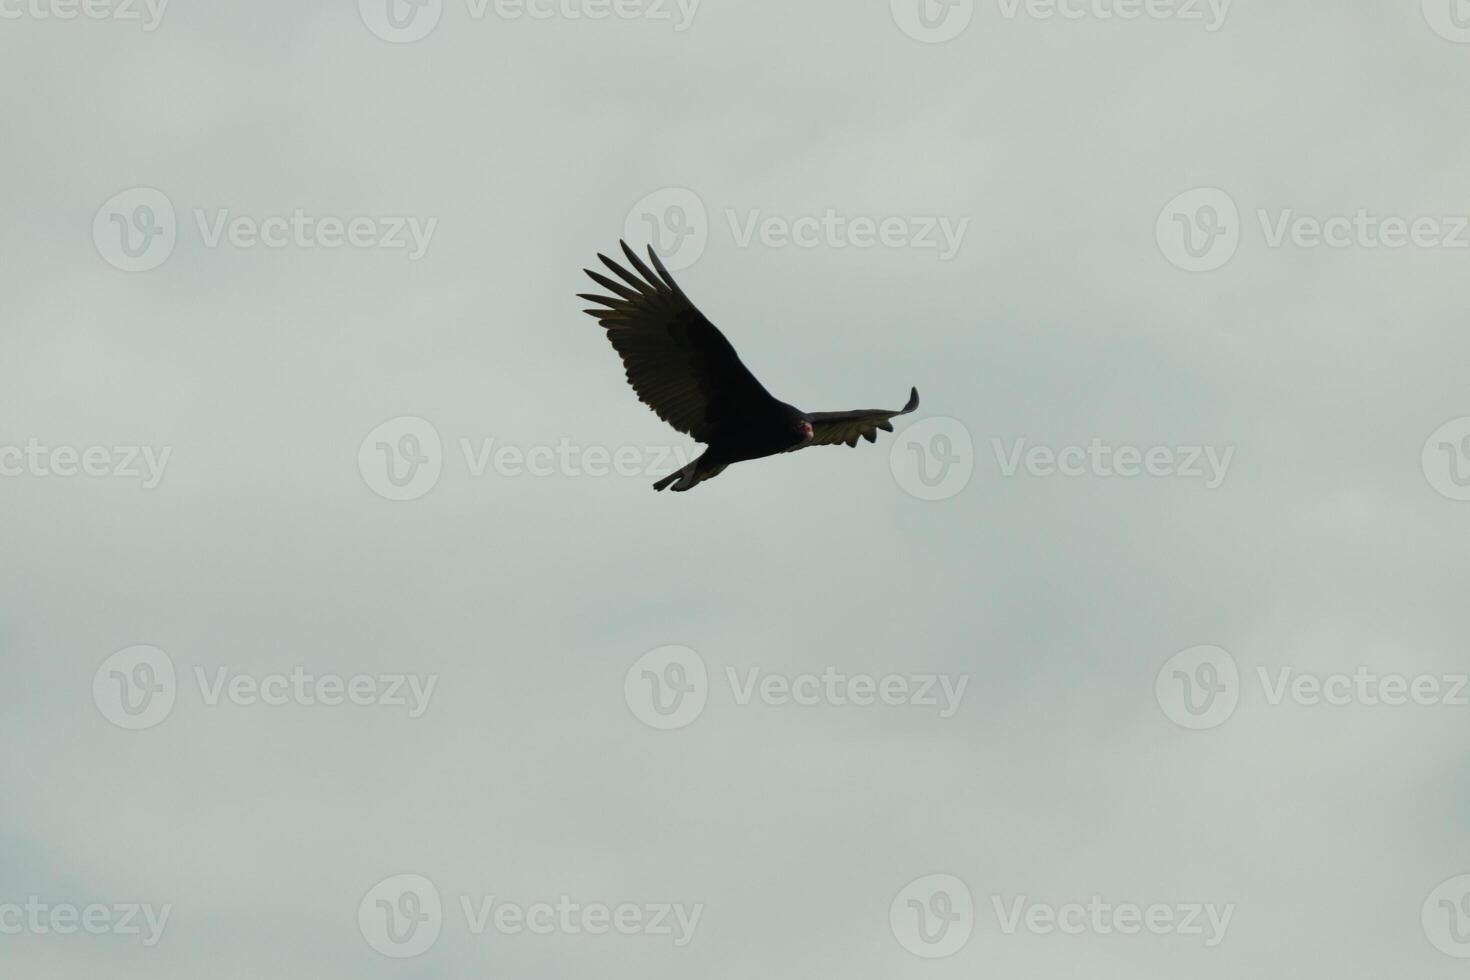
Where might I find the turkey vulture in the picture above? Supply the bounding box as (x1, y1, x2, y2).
(580, 242, 919, 492)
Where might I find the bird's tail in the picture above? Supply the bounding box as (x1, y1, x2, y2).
(652, 467, 686, 492)
(653, 456, 727, 492)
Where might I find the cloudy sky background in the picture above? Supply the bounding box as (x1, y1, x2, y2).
(3, 0, 1470, 976)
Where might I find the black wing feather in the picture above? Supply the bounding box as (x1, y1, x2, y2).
(580, 243, 779, 442)
(804, 387, 920, 449)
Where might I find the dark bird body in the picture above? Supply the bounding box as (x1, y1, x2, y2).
(580, 242, 919, 492)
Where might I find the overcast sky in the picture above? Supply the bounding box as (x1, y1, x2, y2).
(3, 1, 1470, 977)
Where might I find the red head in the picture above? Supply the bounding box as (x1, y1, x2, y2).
(798, 420, 814, 442)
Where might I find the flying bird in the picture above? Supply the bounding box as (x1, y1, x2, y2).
(580, 242, 919, 492)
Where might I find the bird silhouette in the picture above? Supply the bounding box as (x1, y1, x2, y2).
(580, 242, 919, 492)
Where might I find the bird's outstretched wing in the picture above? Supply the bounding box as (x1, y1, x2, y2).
(579, 242, 780, 443)
(804, 388, 920, 448)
